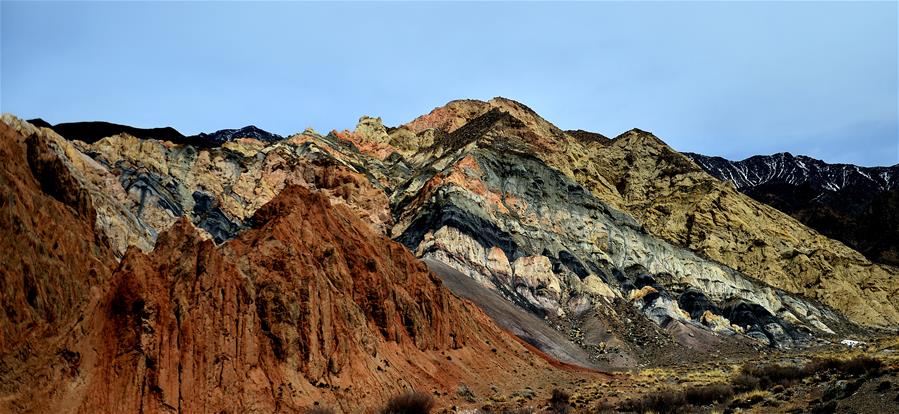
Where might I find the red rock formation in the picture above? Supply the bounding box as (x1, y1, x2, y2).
(0, 121, 115, 354)
(1, 128, 565, 412)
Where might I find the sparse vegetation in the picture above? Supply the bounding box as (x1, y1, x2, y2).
(740, 363, 808, 388)
(617, 383, 734, 413)
(379, 391, 435, 414)
(683, 384, 734, 406)
(806, 355, 884, 377)
(729, 390, 772, 409)
(450, 355, 892, 414)
(731, 372, 761, 392)
(548, 389, 572, 414)
(733, 355, 885, 391)
(457, 384, 477, 403)
(619, 388, 687, 413)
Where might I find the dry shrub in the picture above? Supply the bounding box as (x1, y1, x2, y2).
(379, 391, 435, 414)
(732, 372, 761, 392)
(742, 363, 807, 388)
(809, 356, 884, 377)
(730, 356, 884, 395)
(619, 383, 733, 413)
(549, 389, 572, 414)
(619, 388, 687, 414)
(683, 384, 734, 406)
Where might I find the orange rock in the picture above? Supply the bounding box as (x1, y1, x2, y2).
(0, 121, 116, 354)
(1, 158, 573, 411)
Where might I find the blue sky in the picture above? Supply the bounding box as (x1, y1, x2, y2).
(2, 1, 897, 166)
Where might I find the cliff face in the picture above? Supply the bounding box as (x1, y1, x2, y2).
(0, 119, 116, 354)
(70, 129, 394, 252)
(383, 109, 853, 368)
(686, 152, 899, 266)
(586, 131, 899, 327)
(0, 118, 565, 412)
(2, 94, 897, 410)
(350, 99, 897, 329)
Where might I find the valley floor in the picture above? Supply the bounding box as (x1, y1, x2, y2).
(429, 337, 899, 414)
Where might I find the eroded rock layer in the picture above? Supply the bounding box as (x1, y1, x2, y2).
(0, 119, 563, 411)
(74, 129, 393, 253)
(364, 98, 898, 329)
(0, 119, 116, 354)
(387, 121, 852, 367)
(3, 93, 897, 410)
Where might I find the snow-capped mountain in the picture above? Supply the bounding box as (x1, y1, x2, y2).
(686, 151, 899, 266)
(685, 152, 898, 193)
(190, 125, 283, 145)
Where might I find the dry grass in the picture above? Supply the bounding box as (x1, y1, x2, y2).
(733, 389, 771, 399)
(548, 389, 572, 414)
(617, 383, 734, 413)
(731, 355, 884, 392)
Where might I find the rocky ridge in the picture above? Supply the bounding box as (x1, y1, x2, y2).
(0, 119, 568, 412)
(381, 110, 853, 366)
(345, 98, 898, 330)
(17, 98, 897, 363)
(191, 125, 284, 146)
(685, 152, 897, 192)
(26, 119, 187, 144)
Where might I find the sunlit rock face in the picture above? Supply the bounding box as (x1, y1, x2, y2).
(7, 93, 896, 374)
(379, 98, 899, 331)
(390, 137, 849, 363)
(0, 117, 557, 411)
(67, 128, 394, 251)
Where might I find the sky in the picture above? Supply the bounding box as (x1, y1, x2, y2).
(2, 1, 897, 166)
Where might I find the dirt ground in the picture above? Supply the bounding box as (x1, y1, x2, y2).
(431, 336, 899, 414)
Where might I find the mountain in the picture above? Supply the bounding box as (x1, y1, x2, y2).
(685, 152, 899, 266)
(2, 97, 898, 411)
(0, 117, 568, 412)
(189, 125, 284, 145)
(356, 98, 898, 328)
(27, 119, 283, 148)
(685, 152, 897, 192)
(28, 119, 187, 144)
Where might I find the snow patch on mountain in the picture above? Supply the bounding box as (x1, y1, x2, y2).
(685, 152, 899, 193)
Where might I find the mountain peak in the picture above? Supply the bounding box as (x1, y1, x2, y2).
(403, 99, 492, 134)
(193, 125, 283, 145)
(612, 128, 671, 151)
(566, 129, 611, 144)
(26, 120, 186, 144)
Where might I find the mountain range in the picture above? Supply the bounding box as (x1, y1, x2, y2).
(2, 98, 897, 412)
(686, 152, 899, 266)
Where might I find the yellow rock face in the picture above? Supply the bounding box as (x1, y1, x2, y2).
(551, 129, 899, 327)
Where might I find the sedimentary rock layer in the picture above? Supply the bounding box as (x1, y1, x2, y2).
(0, 118, 569, 412)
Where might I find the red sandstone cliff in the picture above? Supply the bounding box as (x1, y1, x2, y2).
(0, 122, 561, 413)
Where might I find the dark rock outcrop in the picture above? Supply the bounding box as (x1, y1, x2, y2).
(29, 120, 284, 148)
(189, 125, 283, 146)
(29, 120, 186, 144)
